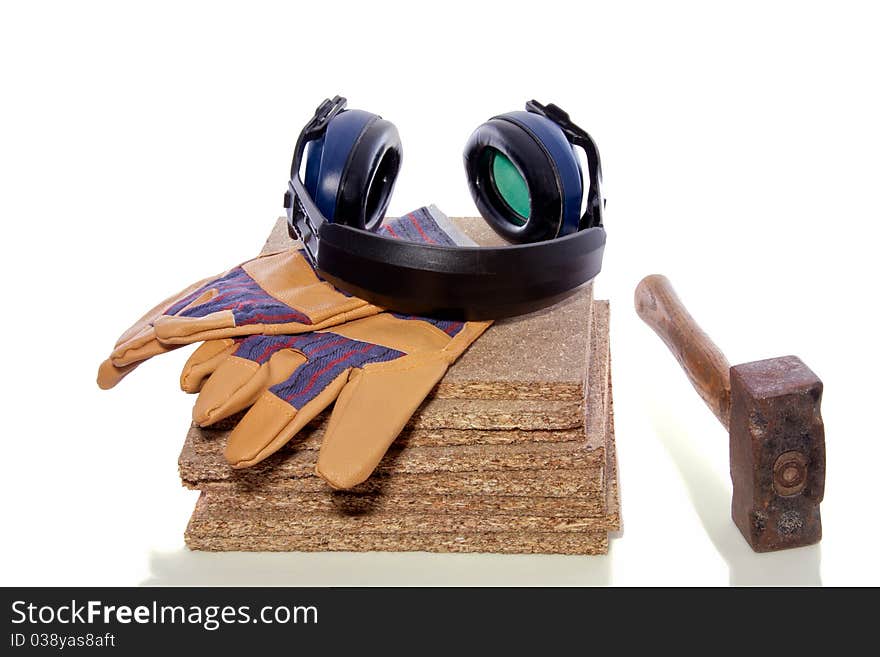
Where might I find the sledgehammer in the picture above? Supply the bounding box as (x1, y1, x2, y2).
(635, 274, 825, 552)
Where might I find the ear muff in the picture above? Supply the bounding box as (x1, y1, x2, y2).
(463, 111, 583, 243)
(336, 117, 401, 231)
(304, 109, 401, 231)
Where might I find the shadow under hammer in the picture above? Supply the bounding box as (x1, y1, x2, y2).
(648, 401, 821, 586)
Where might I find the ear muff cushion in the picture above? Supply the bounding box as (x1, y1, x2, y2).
(335, 118, 402, 231)
(464, 112, 583, 243)
(304, 109, 379, 222)
(502, 111, 584, 236)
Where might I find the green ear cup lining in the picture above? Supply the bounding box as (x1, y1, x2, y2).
(490, 150, 530, 224)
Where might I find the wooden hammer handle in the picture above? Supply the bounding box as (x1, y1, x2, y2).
(635, 274, 732, 429)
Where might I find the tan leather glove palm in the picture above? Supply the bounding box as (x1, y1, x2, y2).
(182, 313, 490, 489)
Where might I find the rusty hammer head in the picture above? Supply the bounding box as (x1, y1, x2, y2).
(635, 275, 826, 552)
(728, 356, 825, 552)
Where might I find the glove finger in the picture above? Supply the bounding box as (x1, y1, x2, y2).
(97, 359, 141, 390)
(223, 371, 350, 469)
(184, 333, 304, 396)
(97, 339, 179, 389)
(223, 331, 406, 468)
(112, 272, 219, 344)
(180, 339, 239, 393)
(97, 272, 223, 390)
(103, 272, 220, 364)
(315, 355, 450, 490)
(192, 340, 308, 427)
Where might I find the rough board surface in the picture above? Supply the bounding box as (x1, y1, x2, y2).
(191, 489, 607, 518)
(201, 397, 588, 434)
(185, 371, 617, 554)
(188, 494, 615, 533)
(195, 467, 605, 498)
(184, 530, 609, 555)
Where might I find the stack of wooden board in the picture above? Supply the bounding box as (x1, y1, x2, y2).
(179, 217, 620, 554)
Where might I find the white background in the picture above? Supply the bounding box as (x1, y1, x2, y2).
(1, 1, 877, 586)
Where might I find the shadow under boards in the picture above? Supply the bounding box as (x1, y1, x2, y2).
(142, 542, 615, 586)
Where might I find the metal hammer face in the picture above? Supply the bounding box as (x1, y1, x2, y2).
(729, 356, 825, 552)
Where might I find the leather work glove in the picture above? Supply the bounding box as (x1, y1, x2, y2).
(96, 206, 464, 390)
(182, 312, 490, 489)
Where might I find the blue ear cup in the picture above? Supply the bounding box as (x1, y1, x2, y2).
(304, 109, 401, 230)
(463, 111, 583, 243)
